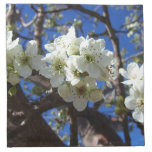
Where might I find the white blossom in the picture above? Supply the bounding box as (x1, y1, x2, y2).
(44, 26, 84, 56)
(40, 26, 117, 111)
(119, 62, 143, 85)
(7, 30, 22, 64)
(14, 40, 45, 78)
(41, 50, 67, 87)
(64, 55, 88, 86)
(124, 80, 144, 123)
(58, 77, 103, 111)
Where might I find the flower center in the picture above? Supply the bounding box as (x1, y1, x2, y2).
(84, 54, 95, 63)
(137, 99, 144, 108)
(54, 58, 65, 72)
(20, 56, 30, 66)
(76, 86, 87, 97)
(74, 69, 81, 77)
(132, 75, 137, 79)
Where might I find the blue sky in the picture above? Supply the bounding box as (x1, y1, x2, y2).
(11, 4, 144, 146)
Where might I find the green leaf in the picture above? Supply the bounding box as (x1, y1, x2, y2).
(8, 86, 17, 96)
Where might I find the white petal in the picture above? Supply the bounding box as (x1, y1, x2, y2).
(99, 49, 113, 67)
(73, 56, 87, 73)
(124, 96, 137, 110)
(39, 67, 52, 79)
(132, 108, 144, 123)
(139, 64, 144, 79)
(122, 80, 133, 85)
(119, 68, 129, 79)
(44, 43, 55, 52)
(7, 38, 20, 51)
(42, 53, 52, 63)
(127, 62, 139, 79)
(86, 63, 101, 78)
(133, 80, 144, 95)
(84, 77, 97, 89)
(26, 40, 38, 57)
(97, 39, 105, 49)
(50, 74, 64, 88)
(89, 89, 104, 102)
(127, 62, 139, 73)
(58, 84, 72, 102)
(14, 60, 32, 78)
(67, 26, 76, 39)
(7, 30, 13, 43)
(8, 73, 20, 85)
(73, 98, 88, 111)
(71, 78, 81, 86)
(31, 55, 46, 71)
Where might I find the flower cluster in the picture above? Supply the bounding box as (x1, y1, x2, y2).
(40, 26, 117, 111)
(7, 27, 117, 111)
(7, 30, 46, 85)
(119, 62, 144, 124)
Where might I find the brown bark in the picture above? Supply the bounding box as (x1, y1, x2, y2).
(78, 109, 124, 146)
(102, 6, 131, 146)
(34, 5, 45, 54)
(7, 84, 65, 147)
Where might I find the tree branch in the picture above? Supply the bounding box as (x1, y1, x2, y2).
(102, 6, 131, 146)
(67, 4, 105, 23)
(30, 4, 69, 14)
(122, 51, 144, 63)
(34, 5, 45, 53)
(14, 32, 33, 40)
(69, 105, 78, 146)
(20, 14, 38, 27)
(7, 84, 66, 147)
(78, 109, 124, 146)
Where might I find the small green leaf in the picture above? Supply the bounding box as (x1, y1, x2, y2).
(8, 86, 17, 96)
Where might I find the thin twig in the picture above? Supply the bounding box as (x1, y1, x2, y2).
(14, 32, 33, 40)
(122, 51, 144, 63)
(20, 14, 37, 28)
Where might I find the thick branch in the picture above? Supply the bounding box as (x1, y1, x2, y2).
(102, 6, 131, 146)
(78, 109, 124, 146)
(7, 84, 65, 147)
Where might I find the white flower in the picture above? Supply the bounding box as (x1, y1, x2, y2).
(44, 26, 84, 56)
(72, 77, 103, 111)
(58, 77, 103, 111)
(41, 50, 67, 87)
(7, 30, 22, 64)
(73, 38, 105, 79)
(65, 55, 88, 86)
(124, 80, 144, 123)
(119, 62, 143, 85)
(14, 40, 45, 78)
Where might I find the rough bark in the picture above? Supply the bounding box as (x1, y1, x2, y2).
(7, 84, 65, 147)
